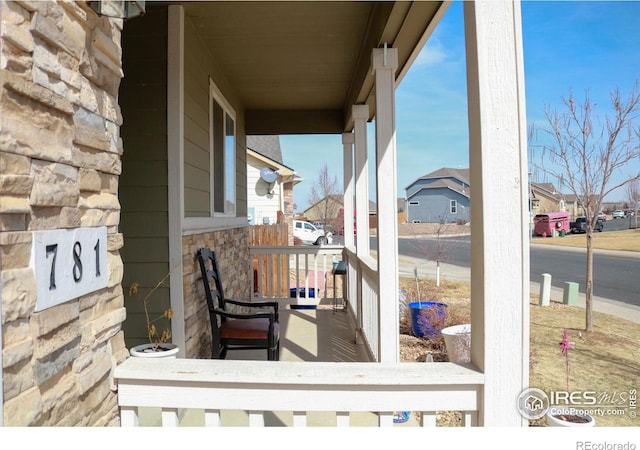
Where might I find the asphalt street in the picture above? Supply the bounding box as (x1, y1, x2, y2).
(360, 224, 640, 323)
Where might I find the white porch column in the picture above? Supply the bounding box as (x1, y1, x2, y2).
(352, 105, 370, 255)
(342, 132, 355, 249)
(352, 105, 369, 345)
(167, 5, 186, 357)
(372, 46, 399, 363)
(464, 1, 529, 425)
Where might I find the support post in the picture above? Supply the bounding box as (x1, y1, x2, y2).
(342, 132, 355, 249)
(372, 46, 399, 363)
(353, 104, 370, 255)
(464, 0, 529, 425)
(352, 104, 369, 344)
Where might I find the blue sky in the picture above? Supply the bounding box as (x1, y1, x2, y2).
(281, 1, 640, 212)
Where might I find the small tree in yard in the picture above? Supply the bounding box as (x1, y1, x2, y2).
(409, 209, 464, 287)
(534, 82, 640, 332)
(308, 163, 342, 235)
(626, 180, 639, 229)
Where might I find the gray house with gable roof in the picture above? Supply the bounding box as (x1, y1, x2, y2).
(405, 167, 470, 223)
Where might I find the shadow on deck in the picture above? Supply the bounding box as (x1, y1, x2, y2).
(226, 306, 371, 363)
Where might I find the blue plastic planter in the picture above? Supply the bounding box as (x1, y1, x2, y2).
(408, 301, 447, 338)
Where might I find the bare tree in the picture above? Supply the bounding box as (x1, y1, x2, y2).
(308, 163, 342, 236)
(626, 179, 639, 229)
(534, 82, 640, 332)
(410, 210, 465, 287)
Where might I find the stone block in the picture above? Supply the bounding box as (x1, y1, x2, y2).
(33, 302, 79, 336)
(0, 174, 33, 195)
(1, 267, 36, 321)
(33, 335, 80, 385)
(79, 168, 101, 192)
(0, 230, 32, 269)
(79, 191, 120, 210)
(74, 349, 112, 395)
(2, 336, 34, 368)
(59, 206, 82, 228)
(0, 194, 30, 213)
(1, 21, 35, 53)
(30, 160, 79, 207)
(0, 213, 27, 231)
(2, 387, 43, 426)
(29, 206, 64, 230)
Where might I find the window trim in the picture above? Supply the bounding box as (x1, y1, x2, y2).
(450, 199, 458, 214)
(209, 77, 236, 218)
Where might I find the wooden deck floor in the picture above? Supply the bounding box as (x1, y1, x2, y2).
(226, 306, 371, 363)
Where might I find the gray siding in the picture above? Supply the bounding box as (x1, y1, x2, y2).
(119, 6, 171, 347)
(183, 17, 247, 218)
(183, 19, 211, 216)
(407, 188, 470, 223)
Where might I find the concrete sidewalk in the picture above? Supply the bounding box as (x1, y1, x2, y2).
(393, 252, 640, 325)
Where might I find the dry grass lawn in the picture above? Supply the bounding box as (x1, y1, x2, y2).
(532, 228, 640, 252)
(399, 277, 640, 426)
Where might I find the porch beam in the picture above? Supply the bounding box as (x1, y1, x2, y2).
(246, 110, 344, 135)
(464, 0, 529, 425)
(372, 46, 399, 363)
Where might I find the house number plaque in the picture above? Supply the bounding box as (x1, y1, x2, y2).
(31, 227, 108, 312)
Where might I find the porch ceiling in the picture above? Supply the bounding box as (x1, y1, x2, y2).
(165, 1, 447, 134)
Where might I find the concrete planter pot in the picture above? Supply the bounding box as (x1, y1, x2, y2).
(130, 343, 179, 358)
(442, 323, 471, 363)
(546, 407, 595, 427)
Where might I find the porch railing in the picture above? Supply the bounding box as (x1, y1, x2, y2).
(250, 245, 344, 306)
(115, 244, 485, 426)
(115, 358, 484, 427)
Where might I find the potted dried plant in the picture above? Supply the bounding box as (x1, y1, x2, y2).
(545, 330, 595, 426)
(128, 270, 178, 358)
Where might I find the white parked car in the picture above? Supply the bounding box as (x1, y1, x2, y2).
(293, 220, 332, 245)
(612, 210, 625, 219)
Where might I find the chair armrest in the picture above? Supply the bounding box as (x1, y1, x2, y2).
(213, 308, 276, 322)
(225, 298, 278, 308)
(224, 299, 279, 320)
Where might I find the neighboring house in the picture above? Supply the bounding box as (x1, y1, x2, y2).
(564, 194, 604, 220)
(246, 135, 301, 234)
(0, 1, 530, 427)
(303, 196, 376, 232)
(303, 194, 344, 225)
(405, 167, 470, 223)
(529, 182, 565, 217)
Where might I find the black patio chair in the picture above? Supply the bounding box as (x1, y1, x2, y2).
(196, 248, 280, 361)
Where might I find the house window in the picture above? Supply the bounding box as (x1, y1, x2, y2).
(409, 201, 419, 206)
(450, 200, 457, 214)
(210, 78, 236, 216)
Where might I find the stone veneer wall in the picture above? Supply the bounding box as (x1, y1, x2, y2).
(181, 228, 250, 359)
(0, 1, 127, 425)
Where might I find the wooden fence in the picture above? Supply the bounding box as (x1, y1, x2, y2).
(249, 224, 290, 297)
